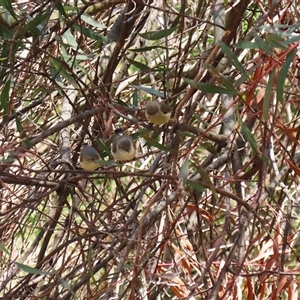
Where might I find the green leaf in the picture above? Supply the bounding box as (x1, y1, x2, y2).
(0, 78, 10, 115)
(0, 0, 18, 20)
(263, 69, 275, 120)
(189, 167, 218, 199)
(219, 42, 249, 79)
(265, 33, 287, 50)
(218, 72, 241, 93)
(81, 13, 106, 28)
(0, 22, 14, 38)
(132, 89, 138, 107)
(59, 278, 78, 299)
(131, 85, 164, 97)
(15, 115, 24, 133)
(277, 49, 297, 103)
(18, 11, 51, 38)
(63, 29, 78, 49)
(0, 242, 9, 254)
(183, 78, 239, 95)
(185, 179, 205, 193)
(129, 45, 168, 52)
(50, 58, 77, 86)
(253, 32, 274, 56)
(15, 115, 31, 147)
(241, 122, 258, 153)
(283, 35, 300, 45)
(53, 0, 68, 17)
(127, 58, 151, 71)
(72, 24, 108, 42)
(144, 137, 174, 152)
(236, 41, 259, 49)
(179, 156, 189, 180)
(140, 26, 177, 40)
(49, 63, 63, 86)
(15, 262, 47, 275)
(199, 142, 217, 155)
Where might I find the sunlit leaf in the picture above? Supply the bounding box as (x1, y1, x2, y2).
(131, 85, 164, 97)
(0, 0, 18, 20)
(63, 29, 78, 49)
(81, 13, 106, 28)
(15, 262, 47, 275)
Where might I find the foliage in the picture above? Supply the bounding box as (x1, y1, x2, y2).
(0, 0, 300, 299)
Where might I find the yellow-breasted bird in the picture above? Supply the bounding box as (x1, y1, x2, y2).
(145, 101, 171, 125)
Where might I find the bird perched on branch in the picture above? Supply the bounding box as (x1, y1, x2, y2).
(111, 129, 136, 161)
(79, 145, 100, 171)
(145, 101, 171, 125)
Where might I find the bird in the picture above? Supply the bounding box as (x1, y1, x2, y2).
(145, 101, 171, 125)
(79, 145, 100, 171)
(111, 129, 136, 161)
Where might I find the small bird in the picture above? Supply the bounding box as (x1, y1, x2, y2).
(111, 129, 136, 161)
(145, 101, 171, 125)
(79, 145, 100, 171)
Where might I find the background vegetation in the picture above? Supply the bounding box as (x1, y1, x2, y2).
(0, 0, 300, 299)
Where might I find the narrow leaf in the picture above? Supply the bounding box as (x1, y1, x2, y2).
(236, 41, 258, 49)
(81, 13, 106, 28)
(140, 26, 177, 40)
(179, 156, 189, 180)
(63, 29, 78, 49)
(18, 11, 50, 38)
(184, 78, 239, 95)
(145, 138, 174, 152)
(127, 58, 151, 71)
(254, 32, 274, 55)
(15, 262, 47, 275)
(54, 0, 68, 17)
(50, 58, 77, 86)
(0, 0, 18, 20)
(129, 45, 168, 52)
(0, 78, 10, 115)
(131, 85, 164, 97)
(72, 24, 108, 42)
(132, 89, 138, 107)
(265, 33, 287, 50)
(219, 42, 249, 79)
(277, 49, 297, 103)
(263, 69, 275, 121)
(0, 242, 9, 254)
(241, 123, 258, 153)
